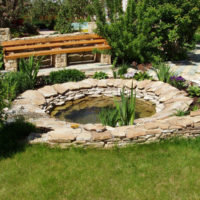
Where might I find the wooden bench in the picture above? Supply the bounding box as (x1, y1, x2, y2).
(2, 34, 111, 71)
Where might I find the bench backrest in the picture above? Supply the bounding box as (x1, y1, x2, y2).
(2, 34, 110, 60)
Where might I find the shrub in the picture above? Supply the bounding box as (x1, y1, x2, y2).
(133, 72, 152, 81)
(153, 63, 175, 83)
(94, 0, 200, 64)
(117, 64, 129, 76)
(99, 107, 119, 127)
(47, 69, 86, 84)
(187, 86, 200, 97)
(93, 71, 108, 80)
(55, 5, 73, 34)
(170, 76, 187, 90)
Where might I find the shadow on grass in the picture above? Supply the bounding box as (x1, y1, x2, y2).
(0, 118, 36, 159)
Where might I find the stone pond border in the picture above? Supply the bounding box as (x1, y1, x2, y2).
(8, 79, 200, 148)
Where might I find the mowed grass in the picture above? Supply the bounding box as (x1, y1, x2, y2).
(1, 139, 200, 200)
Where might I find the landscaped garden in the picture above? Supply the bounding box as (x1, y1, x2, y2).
(0, 0, 200, 199)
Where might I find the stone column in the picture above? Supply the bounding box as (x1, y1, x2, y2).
(4, 59, 18, 71)
(88, 22, 97, 33)
(100, 54, 111, 64)
(0, 28, 11, 45)
(54, 53, 68, 68)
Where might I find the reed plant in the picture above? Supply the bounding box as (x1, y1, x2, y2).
(115, 85, 136, 126)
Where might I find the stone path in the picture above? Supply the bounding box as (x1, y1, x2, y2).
(148, 44, 200, 85)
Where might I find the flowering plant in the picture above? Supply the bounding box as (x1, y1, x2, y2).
(124, 72, 136, 79)
(170, 75, 187, 90)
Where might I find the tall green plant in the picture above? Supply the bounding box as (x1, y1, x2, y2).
(153, 63, 175, 83)
(99, 107, 119, 127)
(0, 47, 4, 70)
(19, 56, 41, 88)
(115, 85, 136, 126)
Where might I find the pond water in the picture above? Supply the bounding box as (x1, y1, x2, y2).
(51, 96, 156, 124)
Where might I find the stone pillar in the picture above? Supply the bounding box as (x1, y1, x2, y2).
(0, 28, 11, 45)
(88, 22, 97, 33)
(54, 54, 68, 68)
(100, 54, 111, 64)
(4, 59, 18, 71)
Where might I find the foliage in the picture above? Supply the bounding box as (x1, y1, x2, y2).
(19, 56, 41, 89)
(115, 85, 136, 126)
(93, 71, 108, 80)
(170, 76, 187, 90)
(29, 0, 59, 22)
(153, 63, 175, 83)
(174, 109, 189, 117)
(99, 107, 119, 127)
(117, 64, 129, 76)
(133, 72, 152, 81)
(187, 86, 200, 97)
(94, 0, 200, 64)
(192, 105, 199, 111)
(0, 117, 36, 157)
(54, 5, 73, 34)
(0, 47, 4, 70)
(0, 0, 27, 28)
(46, 69, 86, 84)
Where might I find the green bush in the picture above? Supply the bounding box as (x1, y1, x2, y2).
(117, 64, 129, 76)
(47, 69, 86, 84)
(55, 5, 73, 34)
(99, 107, 119, 127)
(93, 71, 108, 80)
(133, 72, 152, 81)
(94, 0, 200, 64)
(187, 86, 200, 97)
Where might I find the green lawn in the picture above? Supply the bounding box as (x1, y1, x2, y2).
(1, 139, 200, 200)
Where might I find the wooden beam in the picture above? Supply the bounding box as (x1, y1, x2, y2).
(4, 39, 107, 52)
(4, 45, 111, 60)
(2, 34, 102, 47)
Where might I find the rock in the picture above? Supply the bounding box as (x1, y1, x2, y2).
(62, 82, 80, 91)
(124, 80, 137, 89)
(92, 131, 112, 141)
(48, 128, 78, 143)
(110, 126, 129, 138)
(20, 90, 46, 106)
(84, 124, 106, 132)
(97, 80, 107, 87)
(190, 110, 200, 117)
(126, 128, 147, 138)
(53, 84, 70, 94)
(137, 80, 152, 89)
(79, 79, 97, 89)
(76, 131, 92, 141)
(70, 123, 80, 129)
(38, 86, 58, 98)
(146, 129, 162, 135)
(144, 122, 159, 129)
